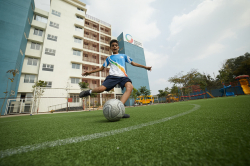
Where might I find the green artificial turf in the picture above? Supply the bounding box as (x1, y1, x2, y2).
(0, 95, 250, 165)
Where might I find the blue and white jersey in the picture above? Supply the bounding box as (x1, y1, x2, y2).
(103, 54, 133, 77)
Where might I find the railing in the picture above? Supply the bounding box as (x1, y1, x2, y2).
(83, 45, 98, 52)
(48, 103, 67, 112)
(85, 24, 98, 31)
(82, 57, 98, 64)
(84, 34, 98, 41)
(100, 39, 109, 44)
(100, 49, 110, 54)
(100, 30, 110, 35)
(101, 72, 109, 77)
(86, 14, 111, 27)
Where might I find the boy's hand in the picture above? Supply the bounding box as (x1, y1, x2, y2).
(146, 66, 152, 71)
(82, 71, 91, 76)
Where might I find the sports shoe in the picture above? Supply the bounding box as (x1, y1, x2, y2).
(79, 90, 91, 98)
(122, 114, 130, 118)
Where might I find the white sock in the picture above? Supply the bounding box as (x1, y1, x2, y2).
(89, 90, 92, 94)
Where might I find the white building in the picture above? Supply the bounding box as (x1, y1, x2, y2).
(16, 0, 122, 113)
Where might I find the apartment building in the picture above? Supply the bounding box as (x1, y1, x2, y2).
(1, 0, 122, 114)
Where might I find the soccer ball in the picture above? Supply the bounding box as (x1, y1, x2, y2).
(103, 99, 125, 122)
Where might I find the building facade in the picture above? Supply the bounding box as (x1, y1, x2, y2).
(1, 0, 122, 115)
(117, 32, 150, 106)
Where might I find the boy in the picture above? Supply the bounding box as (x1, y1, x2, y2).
(79, 39, 152, 118)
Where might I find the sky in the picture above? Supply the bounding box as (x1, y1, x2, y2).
(35, 0, 250, 95)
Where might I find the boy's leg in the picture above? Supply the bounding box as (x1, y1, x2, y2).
(79, 85, 107, 98)
(120, 82, 133, 104)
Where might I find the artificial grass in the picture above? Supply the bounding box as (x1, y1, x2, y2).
(0, 95, 249, 165)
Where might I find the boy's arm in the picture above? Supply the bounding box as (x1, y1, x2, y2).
(82, 66, 105, 76)
(131, 62, 152, 71)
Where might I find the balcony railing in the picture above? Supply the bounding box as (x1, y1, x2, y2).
(86, 14, 111, 27)
(84, 34, 98, 41)
(100, 39, 109, 44)
(100, 49, 111, 54)
(82, 53, 99, 64)
(85, 24, 98, 31)
(100, 30, 110, 35)
(83, 45, 98, 52)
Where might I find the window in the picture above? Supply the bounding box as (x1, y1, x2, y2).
(77, 7, 84, 12)
(34, 14, 47, 23)
(24, 74, 35, 83)
(71, 78, 80, 84)
(31, 42, 40, 50)
(83, 66, 88, 70)
(92, 80, 97, 84)
(46, 81, 52, 88)
(76, 16, 83, 22)
(34, 28, 43, 36)
(49, 21, 59, 29)
(42, 64, 54, 71)
(75, 26, 82, 32)
(45, 48, 56, 56)
(72, 63, 80, 69)
(27, 58, 37, 66)
(73, 50, 81, 56)
(70, 94, 79, 103)
(52, 9, 61, 17)
(74, 37, 82, 44)
(47, 34, 57, 41)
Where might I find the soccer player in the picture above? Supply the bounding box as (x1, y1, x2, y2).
(79, 39, 152, 118)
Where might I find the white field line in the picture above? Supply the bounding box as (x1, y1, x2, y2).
(0, 104, 200, 159)
(0, 114, 83, 124)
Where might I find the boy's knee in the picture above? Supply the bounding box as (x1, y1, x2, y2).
(126, 82, 133, 92)
(97, 86, 106, 93)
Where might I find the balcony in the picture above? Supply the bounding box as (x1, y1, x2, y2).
(83, 40, 99, 52)
(100, 55, 106, 64)
(100, 45, 111, 55)
(82, 51, 99, 64)
(82, 78, 100, 89)
(100, 26, 111, 36)
(101, 68, 109, 78)
(84, 29, 98, 41)
(85, 19, 99, 31)
(82, 65, 99, 77)
(100, 35, 110, 45)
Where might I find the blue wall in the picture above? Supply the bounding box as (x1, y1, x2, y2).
(0, 0, 34, 115)
(117, 32, 150, 106)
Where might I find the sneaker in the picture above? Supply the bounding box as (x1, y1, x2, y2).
(122, 114, 130, 118)
(79, 90, 91, 98)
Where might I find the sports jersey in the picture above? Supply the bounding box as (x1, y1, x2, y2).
(103, 54, 133, 77)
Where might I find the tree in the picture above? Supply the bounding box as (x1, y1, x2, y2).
(138, 86, 151, 105)
(1, 69, 19, 117)
(32, 80, 47, 114)
(217, 52, 250, 82)
(130, 88, 138, 100)
(78, 82, 89, 89)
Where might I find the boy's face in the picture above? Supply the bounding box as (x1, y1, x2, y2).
(110, 42, 119, 54)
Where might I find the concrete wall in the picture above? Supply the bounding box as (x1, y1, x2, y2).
(0, 0, 34, 115)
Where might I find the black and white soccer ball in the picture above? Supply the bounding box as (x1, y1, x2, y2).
(103, 99, 125, 122)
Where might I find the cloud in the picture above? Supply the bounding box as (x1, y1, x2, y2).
(167, 0, 250, 60)
(144, 50, 169, 68)
(84, 0, 161, 43)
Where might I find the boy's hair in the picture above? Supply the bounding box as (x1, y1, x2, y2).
(110, 39, 119, 47)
